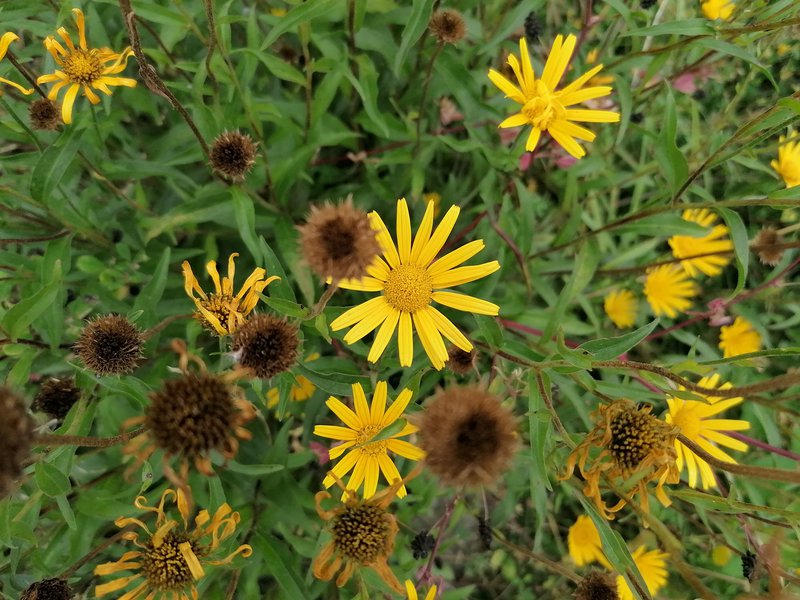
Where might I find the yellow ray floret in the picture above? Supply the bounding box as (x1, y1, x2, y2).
(643, 264, 697, 318)
(668, 209, 733, 277)
(771, 133, 800, 188)
(0, 33, 34, 95)
(330, 198, 500, 370)
(488, 35, 619, 159)
(603, 289, 637, 328)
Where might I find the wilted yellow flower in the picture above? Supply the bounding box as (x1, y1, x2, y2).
(643, 264, 697, 318)
(568, 515, 610, 567)
(616, 546, 669, 600)
(488, 35, 619, 159)
(37, 8, 136, 124)
(668, 209, 732, 277)
(0, 33, 34, 95)
(719, 316, 762, 358)
(771, 134, 800, 188)
(702, 0, 734, 20)
(604, 289, 637, 328)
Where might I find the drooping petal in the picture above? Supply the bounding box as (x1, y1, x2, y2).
(60, 83, 81, 124)
(525, 127, 542, 152)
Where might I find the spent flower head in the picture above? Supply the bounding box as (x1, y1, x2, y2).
(0, 387, 33, 499)
(230, 313, 299, 379)
(209, 131, 257, 179)
(74, 314, 143, 376)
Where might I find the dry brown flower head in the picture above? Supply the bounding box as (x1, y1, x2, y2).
(0, 387, 34, 499)
(231, 313, 299, 379)
(20, 578, 74, 600)
(210, 131, 258, 180)
(29, 99, 61, 131)
(754, 226, 785, 267)
(418, 386, 517, 488)
(74, 314, 143, 376)
(429, 9, 466, 44)
(446, 345, 476, 375)
(32, 377, 81, 421)
(575, 570, 620, 600)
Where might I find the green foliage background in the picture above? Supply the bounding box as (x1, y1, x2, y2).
(0, 0, 799, 598)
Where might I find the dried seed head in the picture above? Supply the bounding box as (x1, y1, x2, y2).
(20, 578, 74, 600)
(446, 346, 476, 375)
(0, 387, 33, 498)
(140, 531, 202, 590)
(298, 198, 381, 282)
(524, 11, 542, 43)
(429, 9, 466, 44)
(29, 99, 61, 131)
(145, 373, 239, 460)
(210, 131, 257, 180)
(410, 530, 435, 560)
(575, 571, 620, 600)
(231, 314, 299, 379)
(32, 377, 81, 421)
(640, 0, 657, 8)
(608, 403, 674, 470)
(418, 386, 517, 488)
(754, 226, 784, 266)
(74, 314, 143, 376)
(331, 502, 393, 565)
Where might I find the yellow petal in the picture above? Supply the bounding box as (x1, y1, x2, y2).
(416, 205, 460, 267)
(60, 83, 81, 125)
(431, 291, 499, 315)
(367, 307, 400, 363)
(398, 311, 414, 366)
(381, 388, 414, 427)
(396, 197, 412, 264)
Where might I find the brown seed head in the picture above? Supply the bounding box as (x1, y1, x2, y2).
(29, 99, 61, 131)
(429, 9, 467, 44)
(331, 502, 393, 565)
(298, 198, 381, 282)
(575, 571, 620, 600)
(32, 377, 81, 421)
(418, 386, 517, 487)
(607, 403, 673, 471)
(446, 346, 476, 375)
(210, 131, 258, 179)
(20, 578, 74, 600)
(231, 314, 299, 379)
(145, 372, 239, 459)
(0, 387, 33, 498)
(74, 314, 143, 376)
(754, 226, 784, 266)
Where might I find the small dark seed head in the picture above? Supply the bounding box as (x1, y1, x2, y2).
(446, 346, 476, 375)
(640, 0, 657, 8)
(524, 11, 542, 43)
(410, 530, 435, 560)
(210, 131, 258, 180)
(477, 516, 492, 550)
(74, 314, 143, 376)
(32, 377, 81, 421)
(146, 372, 238, 459)
(754, 226, 784, 267)
(575, 571, 620, 600)
(231, 314, 299, 379)
(429, 9, 466, 44)
(742, 550, 757, 582)
(29, 99, 61, 131)
(0, 387, 34, 499)
(20, 578, 74, 600)
(298, 198, 381, 282)
(331, 502, 392, 565)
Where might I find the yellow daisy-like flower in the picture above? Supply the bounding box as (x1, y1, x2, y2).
(314, 381, 424, 499)
(182, 253, 280, 336)
(616, 546, 669, 600)
(668, 209, 733, 277)
(94, 488, 252, 600)
(719, 316, 762, 358)
(37, 8, 136, 125)
(666, 373, 749, 489)
(0, 33, 34, 95)
(266, 352, 319, 408)
(405, 580, 437, 600)
(603, 289, 637, 328)
(568, 515, 610, 567)
(330, 199, 500, 370)
(701, 0, 735, 20)
(771, 134, 800, 188)
(643, 264, 697, 318)
(488, 35, 619, 159)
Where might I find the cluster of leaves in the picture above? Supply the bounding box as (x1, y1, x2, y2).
(0, 0, 799, 599)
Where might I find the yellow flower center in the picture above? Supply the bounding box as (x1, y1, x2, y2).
(668, 404, 701, 439)
(382, 264, 432, 313)
(62, 48, 104, 85)
(141, 532, 202, 590)
(356, 423, 387, 456)
(521, 80, 565, 131)
(196, 294, 237, 331)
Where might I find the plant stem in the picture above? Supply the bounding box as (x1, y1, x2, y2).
(305, 282, 339, 320)
(34, 427, 146, 448)
(416, 42, 444, 151)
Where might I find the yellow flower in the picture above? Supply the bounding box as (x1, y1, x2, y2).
(702, 0, 735, 20)
(182, 252, 280, 336)
(719, 316, 762, 358)
(405, 580, 437, 600)
(94, 488, 251, 600)
(568, 515, 610, 567)
(314, 381, 424, 499)
(330, 199, 500, 370)
(37, 8, 136, 124)
(712, 545, 733, 566)
(422, 191, 442, 218)
(643, 264, 697, 318)
(265, 352, 319, 408)
(666, 373, 749, 489)
(771, 134, 800, 188)
(668, 209, 733, 277)
(0, 33, 34, 95)
(616, 546, 669, 600)
(586, 48, 615, 86)
(603, 289, 637, 328)
(488, 36, 619, 159)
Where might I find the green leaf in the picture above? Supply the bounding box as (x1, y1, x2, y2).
(625, 18, 713, 36)
(30, 124, 83, 201)
(231, 187, 261, 262)
(579, 320, 659, 360)
(35, 462, 71, 497)
(473, 315, 504, 348)
(1, 264, 61, 341)
(263, 296, 309, 318)
(296, 363, 368, 397)
(693, 38, 777, 91)
(235, 48, 306, 85)
(556, 330, 592, 369)
(253, 532, 310, 597)
(133, 247, 171, 323)
(344, 56, 390, 137)
(260, 0, 338, 49)
(393, 0, 435, 76)
(656, 91, 688, 195)
(616, 213, 708, 236)
(226, 462, 285, 476)
(716, 207, 748, 296)
(527, 371, 552, 492)
(56, 494, 77, 530)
